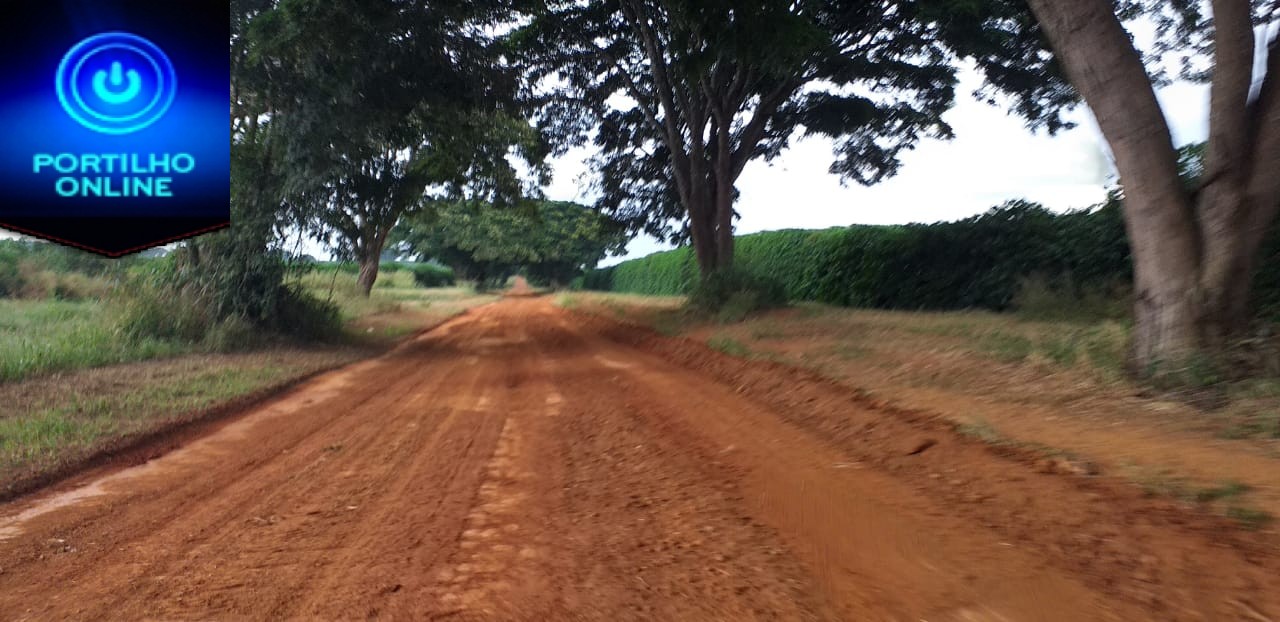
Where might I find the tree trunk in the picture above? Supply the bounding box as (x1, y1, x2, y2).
(1027, 0, 1280, 378)
(1026, 0, 1206, 373)
(354, 224, 395, 297)
(356, 255, 380, 297)
(682, 159, 736, 279)
(713, 121, 736, 271)
(1196, 0, 1257, 348)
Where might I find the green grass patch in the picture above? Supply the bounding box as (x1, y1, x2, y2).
(1225, 506, 1275, 530)
(749, 323, 786, 339)
(556, 294, 579, 310)
(1042, 334, 1080, 366)
(0, 351, 362, 492)
(1216, 410, 1280, 440)
(0, 300, 190, 382)
(1193, 481, 1251, 504)
(707, 334, 750, 357)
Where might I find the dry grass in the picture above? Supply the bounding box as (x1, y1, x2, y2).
(290, 269, 497, 343)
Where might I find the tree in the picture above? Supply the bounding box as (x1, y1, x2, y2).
(515, 0, 1071, 279)
(242, 0, 542, 296)
(1022, 0, 1280, 373)
(395, 200, 627, 288)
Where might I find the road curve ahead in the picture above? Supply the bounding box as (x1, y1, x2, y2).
(0, 298, 1276, 621)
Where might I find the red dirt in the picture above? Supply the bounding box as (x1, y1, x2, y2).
(2, 298, 1279, 620)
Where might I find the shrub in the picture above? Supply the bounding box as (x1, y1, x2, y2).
(115, 280, 213, 343)
(408, 263, 455, 287)
(580, 267, 616, 291)
(0, 246, 21, 297)
(202, 315, 259, 352)
(587, 200, 1140, 314)
(688, 268, 788, 319)
(272, 284, 343, 340)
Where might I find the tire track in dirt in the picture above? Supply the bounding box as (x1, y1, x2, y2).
(533, 314, 836, 620)
(425, 318, 579, 621)
(554, 321, 1127, 621)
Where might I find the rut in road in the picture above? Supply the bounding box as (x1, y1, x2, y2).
(1, 298, 1279, 620)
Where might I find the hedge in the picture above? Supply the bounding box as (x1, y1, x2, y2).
(583, 200, 1280, 317)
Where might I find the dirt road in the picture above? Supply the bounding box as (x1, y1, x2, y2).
(2, 298, 1279, 620)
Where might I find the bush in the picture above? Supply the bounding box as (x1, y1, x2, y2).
(1012, 274, 1130, 322)
(0, 239, 139, 301)
(585, 200, 1140, 314)
(116, 280, 213, 343)
(0, 244, 21, 297)
(202, 315, 259, 352)
(688, 268, 788, 320)
(409, 263, 455, 287)
(272, 284, 343, 340)
(579, 267, 616, 291)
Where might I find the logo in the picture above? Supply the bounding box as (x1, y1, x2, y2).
(0, 0, 229, 257)
(55, 32, 177, 135)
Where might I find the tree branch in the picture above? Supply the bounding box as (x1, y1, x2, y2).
(730, 80, 798, 178)
(1202, 0, 1254, 189)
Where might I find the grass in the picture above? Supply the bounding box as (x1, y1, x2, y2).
(0, 350, 365, 494)
(957, 419, 1005, 445)
(1217, 416, 1280, 440)
(290, 270, 496, 344)
(980, 332, 1035, 363)
(707, 334, 750, 357)
(1, 366, 270, 469)
(0, 299, 190, 382)
(292, 270, 404, 320)
(0, 272, 485, 383)
(1123, 464, 1255, 505)
(1225, 506, 1275, 530)
(0, 263, 495, 495)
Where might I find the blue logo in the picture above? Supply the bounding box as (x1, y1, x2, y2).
(56, 33, 177, 135)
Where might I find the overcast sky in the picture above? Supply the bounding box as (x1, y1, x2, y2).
(564, 64, 1212, 266)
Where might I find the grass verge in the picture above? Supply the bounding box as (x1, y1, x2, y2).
(0, 300, 190, 382)
(0, 285, 493, 500)
(0, 349, 361, 499)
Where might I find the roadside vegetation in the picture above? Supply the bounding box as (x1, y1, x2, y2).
(0, 238, 497, 496)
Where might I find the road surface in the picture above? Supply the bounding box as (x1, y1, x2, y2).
(1, 298, 1278, 620)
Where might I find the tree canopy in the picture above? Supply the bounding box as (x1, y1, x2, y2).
(233, 0, 545, 295)
(514, 0, 1073, 276)
(395, 200, 627, 287)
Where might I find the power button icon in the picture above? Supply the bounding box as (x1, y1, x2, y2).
(56, 33, 177, 135)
